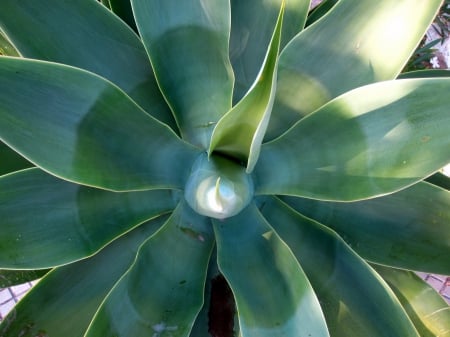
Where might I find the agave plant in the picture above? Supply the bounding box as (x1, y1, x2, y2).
(0, 0, 449, 336)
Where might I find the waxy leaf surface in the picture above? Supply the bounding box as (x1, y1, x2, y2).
(0, 57, 200, 191)
(0, 216, 167, 337)
(132, 0, 234, 148)
(210, 3, 284, 172)
(214, 203, 329, 337)
(282, 182, 450, 274)
(375, 266, 450, 337)
(0, 0, 175, 127)
(268, 0, 442, 138)
(0, 169, 176, 268)
(260, 197, 421, 337)
(255, 79, 450, 201)
(85, 202, 214, 337)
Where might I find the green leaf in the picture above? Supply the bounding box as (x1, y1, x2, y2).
(0, 57, 200, 191)
(209, 4, 284, 173)
(85, 202, 214, 337)
(268, 0, 442, 139)
(259, 197, 420, 337)
(0, 141, 32, 176)
(0, 216, 167, 337)
(230, 0, 309, 102)
(131, 0, 234, 148)
(255, 79, 450, 201)
(281, 182, 450, 274)
(0, 168, 177, 268)
(213, 203, 329, 337)
(0, 0, 176, 128)
(0, 269, 49, 288)
(375, 265, 450, 337)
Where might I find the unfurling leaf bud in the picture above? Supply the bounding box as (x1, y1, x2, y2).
(184, 153, 254, 219)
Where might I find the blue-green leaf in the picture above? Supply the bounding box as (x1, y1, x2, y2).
(268, 0, 442, 139)
(210, 3, 284, 172)
(85, 202, 214, 337)
(0, 57, 200, 191)
(255, 79, 450, 201)
(375, 265, 450, 337)
(0, 0, 175, 127)
(0, 168, 177, 268)
(230, 0, 309, 102)
(260, 197, 420, 337)
(131, 0, 234, 148)
(213, 203, 329, 337)
(281, 182, 450, 274)
(0, 216, 167, 337)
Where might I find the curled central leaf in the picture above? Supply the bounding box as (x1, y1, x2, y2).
(184, 153, 254, 219)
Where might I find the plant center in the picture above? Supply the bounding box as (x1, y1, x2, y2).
(184, 153, 254, 219)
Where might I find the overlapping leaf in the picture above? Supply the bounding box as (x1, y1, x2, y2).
(0, 168, 177, 268)
(375, 266, 450, 337)
(213, 203, 329, 337)
(210, 3, 284, 172)
(131, 0, 234, 148)
(0, 0, 175, 127)
(0, 57, 200, 191)
(260, 197, 421, 337)
(85, 202, 214, 337)
(0, 216, 167, 337)
(281, 182, 450, 274)
(268, 0, 442, 139)
(230, 0, 309, 102)
(255, 79, 450, 201)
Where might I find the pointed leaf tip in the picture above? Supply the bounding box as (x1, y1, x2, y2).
(209, 3, 285, 172)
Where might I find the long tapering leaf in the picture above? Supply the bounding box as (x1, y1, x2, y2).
(267, 0, 442, 139)
(230, 0, 309, 102)
(0, 57, 200, 191)
(281, 182, 450, 274)
(0, 216, 167, 337)
(213, 203, 329, 337)
(210, 3, 284, 172)
(85, 202, 214, 337)
(131, 0, 234, 148)
(259, 197, 420, 337)
(375, 265, 450, 337)
(255, 79, 450, 201)
(0, 168, 177, 268)
(0, 0, 175, 127)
